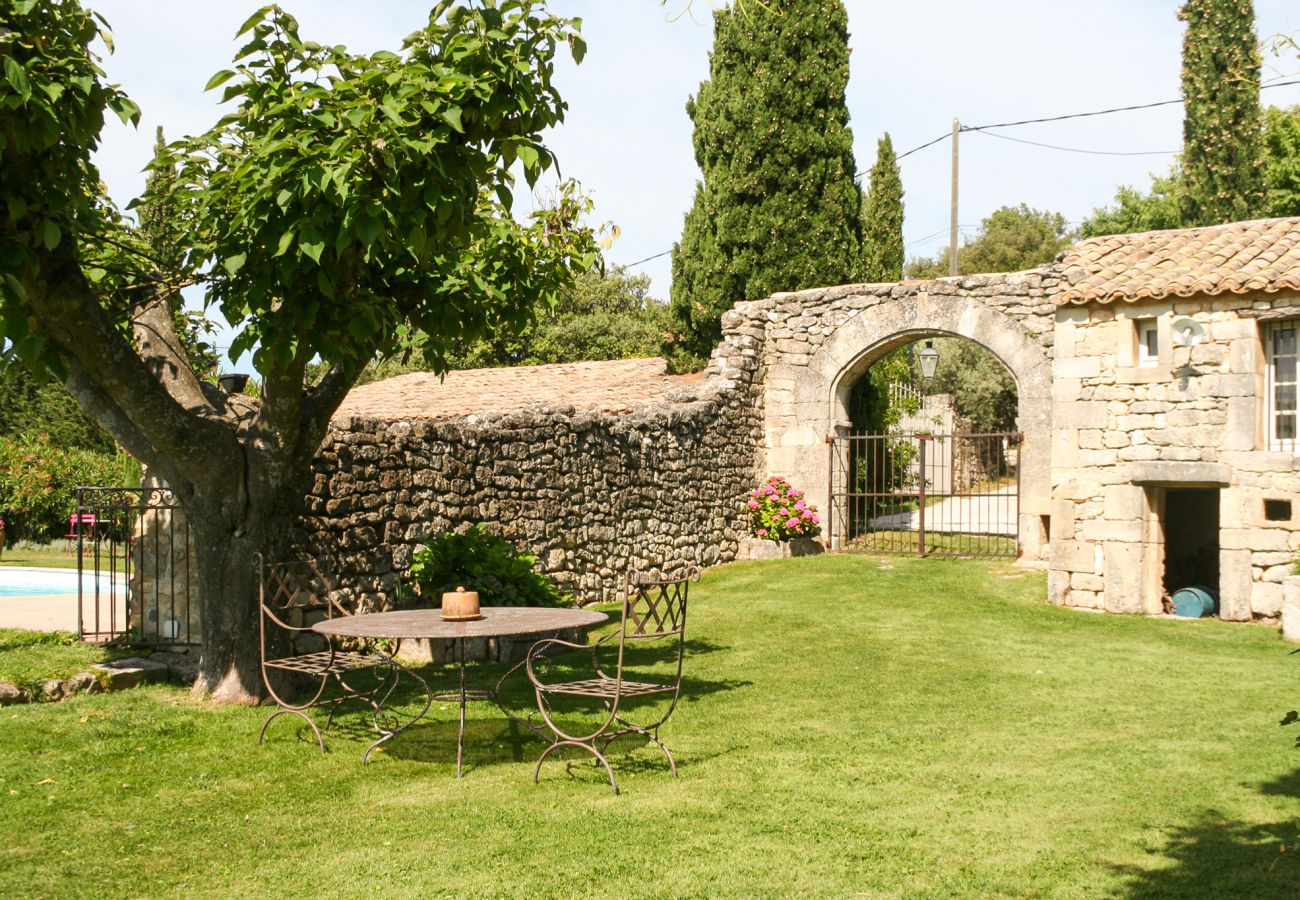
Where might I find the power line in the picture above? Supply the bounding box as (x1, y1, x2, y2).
(621, 248, 673, 268)
(972, 130, 1178, 157)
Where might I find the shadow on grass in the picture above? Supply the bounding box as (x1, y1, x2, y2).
(260, 642, 749, 776)
(1113, 770, 1300, 898)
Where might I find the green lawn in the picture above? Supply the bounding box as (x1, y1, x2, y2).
(0, 543, 127, 571)
(0, 630, 129, 693)
(1, 555, 1298, 897)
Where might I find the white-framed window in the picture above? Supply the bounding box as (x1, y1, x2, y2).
(1267, 321, 1298, 451)
(1136, 319, 1159, 368)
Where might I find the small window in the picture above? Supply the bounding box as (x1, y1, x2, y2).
(1267, 321, 1298, 451)
(1136, 319, 1159, 368)
(1265, 499, 1292, 521)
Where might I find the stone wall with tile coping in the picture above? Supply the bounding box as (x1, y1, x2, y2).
(302, 329, 766, 610)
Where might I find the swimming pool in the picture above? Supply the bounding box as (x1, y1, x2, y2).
(0, 567, 125, 597)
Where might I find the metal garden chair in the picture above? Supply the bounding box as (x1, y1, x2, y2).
(526, 566, 699, 795)
(256, 554, 396, 753)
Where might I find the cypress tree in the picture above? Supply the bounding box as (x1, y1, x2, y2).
(1179, 0, 1266, 225)
(862, 133, 904, 281)
(667, 0, 864, 370)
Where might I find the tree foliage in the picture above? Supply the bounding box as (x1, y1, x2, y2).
(862, 133, 904, 282)
(1179, 0, 1266, 226)
(1079, 106, 1300, 238)
(0, 365, 115, 455)
(927, 338, 1018, 433)
(0, 1, 596, 700)
(906, 205, 1073, 279)
(667, 0, 864, 371)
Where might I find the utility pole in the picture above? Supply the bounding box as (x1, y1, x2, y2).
(949, 117, 960, 277)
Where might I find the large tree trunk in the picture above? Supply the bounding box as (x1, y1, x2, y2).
(187, 509, 293, 703)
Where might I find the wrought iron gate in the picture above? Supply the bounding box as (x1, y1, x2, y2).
(829, 432, 1021, 558)
(76, 486, 196, 646)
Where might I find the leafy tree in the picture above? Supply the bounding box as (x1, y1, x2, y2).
(136, 127, 219, 377)
(862, 133, 904, 282)
(1077, 168, 1185, 238)
(349, 267, 670, 378)
(906, 205, 1073, 279)
(1264, 105, 1300, 217)
(0, 365, 115, 454)
(1179, 0, 1266, 226)
(667, 0, 864, 371)
(927, 338, 1017, 433)
(0, 2, 596, 700)
(1080, 106, 1300, 238)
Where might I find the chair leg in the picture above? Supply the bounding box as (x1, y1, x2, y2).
(259, 708, 326, 754)
(534, 740, 620, 796)
(608, 717, 679, 778)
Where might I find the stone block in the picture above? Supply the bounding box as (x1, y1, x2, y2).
(1080, 518, 1144, 543)
(0, 682, 26, 706)
(1048, 567, 1071, 604)
(1052, 430, 1079, 468)
(1253, 581, 1284, 616)
(1283, 576, 1300, 642)
(1219, 550, 1254, 621)
(1079, 449, 1118, 468)
(1055, 356, 1100, 379)
(1071, 572, 1104, 591)
(1128, 461, 1231, 485)
(1055, 401, 1108, 430)
(1053, 540, 1096, 573)
(1102, 542, 1145, 614)
(1104, 485, 1146, 521)
(1051, 499, 1076, 541)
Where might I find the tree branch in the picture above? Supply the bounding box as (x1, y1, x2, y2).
(28, 248, 239, 484)
(300, 362, 357, 459)
(131, 289, 219, 417)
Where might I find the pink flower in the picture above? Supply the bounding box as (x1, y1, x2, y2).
(810, 514, 820, 525)
(788, 489, 802, 498)
(769, 475, 780, 483)
(778, 507, 788, 517)
(786, 517, 801, 528)
(794, 499, 806, 511)
(751, 489, 761, 499)
(763, 486, 777, 495)
(747, 499, 760, 509)
(801, 509, 814, 519)
(757, 528, 768, 536)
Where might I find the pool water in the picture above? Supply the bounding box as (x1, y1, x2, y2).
(0, 567, 124, 597)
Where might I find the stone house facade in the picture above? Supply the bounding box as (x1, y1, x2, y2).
(1046, 217, 1300, 620)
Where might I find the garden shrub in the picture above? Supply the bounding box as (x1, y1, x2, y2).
(0, 435, 129, 542)
(747, 476, 820, 541)
(406, 524, 568, 607)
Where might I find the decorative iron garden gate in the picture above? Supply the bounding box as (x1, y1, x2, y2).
(75, 486, 196, 646)
(829, 432, 1021, 558)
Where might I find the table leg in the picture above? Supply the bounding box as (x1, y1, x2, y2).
(361, 643, 433, 765)
(456, 637, 467, 778)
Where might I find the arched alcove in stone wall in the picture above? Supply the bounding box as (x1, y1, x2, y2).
(733, 275, 1055, 561)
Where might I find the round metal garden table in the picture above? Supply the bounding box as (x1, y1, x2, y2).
(313, 607, 608, 776)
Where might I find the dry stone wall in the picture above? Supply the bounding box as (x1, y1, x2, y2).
(302, 339, 764, 609)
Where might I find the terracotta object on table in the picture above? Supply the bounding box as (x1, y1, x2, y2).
(440, 586, 481, 621)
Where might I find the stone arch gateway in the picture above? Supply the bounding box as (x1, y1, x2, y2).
(721, 272, 1058, 561)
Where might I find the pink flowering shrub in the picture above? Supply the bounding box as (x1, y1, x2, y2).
(747, 476, 820, 541)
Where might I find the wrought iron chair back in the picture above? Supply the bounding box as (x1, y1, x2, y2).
(528, 565, 700, 794)
(256, 553, 392, 753)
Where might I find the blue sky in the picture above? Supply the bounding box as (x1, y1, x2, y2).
(88, 1, 1300, 369)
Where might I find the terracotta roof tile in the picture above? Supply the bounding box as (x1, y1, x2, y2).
(1055, 216, 1300, 305)
(333, 357, 702, 423)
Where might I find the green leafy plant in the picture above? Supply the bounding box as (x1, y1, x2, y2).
(0, 434, 124, 542)
(747, 476, 820, 542)
(406, 525, 567, 607)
